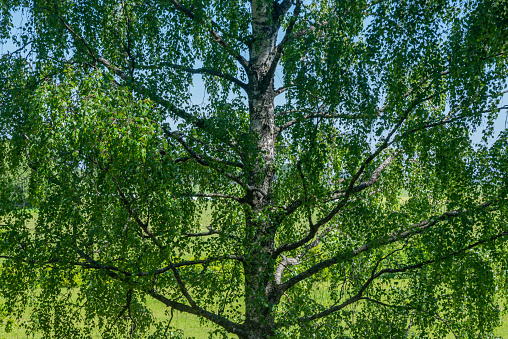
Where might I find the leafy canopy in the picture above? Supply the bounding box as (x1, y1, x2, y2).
(0, 0, 508, 338)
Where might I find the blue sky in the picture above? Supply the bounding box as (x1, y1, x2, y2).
(1, 8, 507, 145)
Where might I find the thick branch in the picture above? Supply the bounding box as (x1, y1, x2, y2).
(275, 93, 427, 254)
(147, 289, 248, 337)
(275, 0, 295, 20)
(264, 0, 302, 88)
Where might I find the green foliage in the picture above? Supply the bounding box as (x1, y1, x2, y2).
(0, 0, 507, 338)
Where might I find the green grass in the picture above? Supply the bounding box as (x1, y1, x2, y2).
(1, 282, 506, 338)
(1, 200, 508, 338)
(0, 292, 238, 339)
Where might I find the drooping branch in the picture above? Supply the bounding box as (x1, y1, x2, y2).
(139, 62, 247, 90)
(147, 289, 248, 337)
(280, 201, 497, 293)
(95, 57, 213, 132)
(1, 252, 244, 277)
(41, 5, 215, 133)
(162, 254, 250, 337)
(298, 226, 508, 322)
(286, 102, 411, 215)
(385, 91, 508, 149)
(281, 0, 380, 45)
(166, 0, 249, 69)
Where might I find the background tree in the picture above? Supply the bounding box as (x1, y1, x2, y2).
(1, 0, 508, 338)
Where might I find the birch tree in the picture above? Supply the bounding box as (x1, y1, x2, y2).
(1, 0, 508, 338)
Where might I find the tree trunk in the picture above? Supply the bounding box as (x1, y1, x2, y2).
(240, 2, 282, 337)
(241, 79, 278, 339)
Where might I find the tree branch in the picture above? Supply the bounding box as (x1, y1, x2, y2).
(147, 289, 248, 337)
(361, 297, 459, 338)
(41, 4, 214, 133)
(139, 62, 247, 90)
(273, 150, 399, 258)
(275, 90, 431, 253)
(281, 200, 497, 292)
(114, 181, 163, 250)
(263, 0, 302, 89)
(72, 247, 248, 336)
(326, 150, 400, 202)
(166, 0, 249, 69)
(275, 0, 295, 20)
(289, 20, 330, 41)
(163, 128, 245, 187)
(277, 89, 422, 227)
(163, 128, 244, 169)
(298, 226, 508, 322)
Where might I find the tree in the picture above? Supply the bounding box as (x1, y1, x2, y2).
(0, 0, 507, 338)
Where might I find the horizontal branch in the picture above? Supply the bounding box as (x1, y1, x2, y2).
(1, 252, 244, 276)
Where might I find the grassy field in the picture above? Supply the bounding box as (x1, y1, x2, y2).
(1, 199, 507, 338)
(1, 289, 507, 338)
